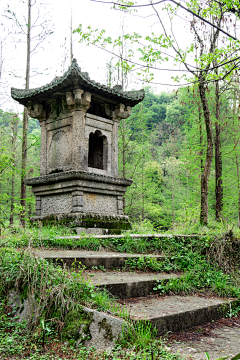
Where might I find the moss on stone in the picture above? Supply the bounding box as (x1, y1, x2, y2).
(31, 213, 132, 231)
(62, 306, 93, 346)
(98, 318, 114, 341)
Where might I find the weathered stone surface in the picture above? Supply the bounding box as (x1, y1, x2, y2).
(25, 170, 132, 187)
(79, 307, 126, 352)
(26, 171, 132, 228)
(35, 250, 164, 269)
(123, 295, 237, 336)
(8, 290, 32, 322)
(30, 212, 132, 231)
(41, 194, 72, 215)
(84, 271, 180, 299)
(48, 129, 71, 173)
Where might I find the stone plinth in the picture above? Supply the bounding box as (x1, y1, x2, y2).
(25, 170, 132, 233)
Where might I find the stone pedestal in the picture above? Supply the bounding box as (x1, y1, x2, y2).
(25, 170, 132, 234)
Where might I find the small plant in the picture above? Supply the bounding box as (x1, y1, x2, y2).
(124, 256, 177, 273)
(205, 351, 240, 360)
(226, 301, 240, 319)
(153, 280, 165, 294)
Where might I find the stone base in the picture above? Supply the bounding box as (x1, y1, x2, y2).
(25, 170, 132, 224)
(30, 212, 131, 233)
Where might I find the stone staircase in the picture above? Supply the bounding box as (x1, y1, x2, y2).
(35, 238, 235, 337)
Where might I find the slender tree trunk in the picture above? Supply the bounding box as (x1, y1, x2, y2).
(0, 40, 3, 78)
(214, 66, 223, 221)
(172, 166, 175, 221)
(199, 104, 203, 173)
(70, 7, 73, 64)
(122, 118, 126, 211)
(199, 75, 214, 225)
(28, 168, 33, 220)
(20, 0, 31, 227)
(10, 116, 18, 226)
(141, 107, 144, 220)
(236, 156, 240, 227)
(233, 72, 240, 227)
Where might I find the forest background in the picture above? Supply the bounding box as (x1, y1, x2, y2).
(1, 0, 240, 232)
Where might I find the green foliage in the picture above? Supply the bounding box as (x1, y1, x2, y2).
(0, 301, 180, 359)
(0, 110, 40, 228)
(0, 305, 27, 357)
(124, 256, 177, 273)
(205, 351, 240, 360)
(0, 248, 123, 329)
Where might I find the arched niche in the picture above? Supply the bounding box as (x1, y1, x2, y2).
(88, 130, 108, 170)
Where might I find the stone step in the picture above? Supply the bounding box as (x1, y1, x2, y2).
(122, 295, 236, 336)
(84, 270, 180, 299)
(58, 233, 197, 240)
(35, 250, 165, 270)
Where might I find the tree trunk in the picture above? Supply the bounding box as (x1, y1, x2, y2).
(10, 115, 18, 226)
(122, 118, 126, 211)
(70, 8, 73, 64)
(199, 75, 214, 225)
(27, 168, 33, 220)
(20, 0, 31, 227)
(198, 104, 203, 173)
(0, 39, 3, 78)
(233, 72, 240, 227)
(214, 67, 223, 221)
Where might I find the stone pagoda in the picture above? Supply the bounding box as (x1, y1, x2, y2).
(11, 59, 145, 234)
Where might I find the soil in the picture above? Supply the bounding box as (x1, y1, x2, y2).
(165, 315, 240, 359)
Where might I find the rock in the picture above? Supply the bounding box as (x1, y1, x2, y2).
(8, 289, 126, 352)
(77, 307, 126, 352)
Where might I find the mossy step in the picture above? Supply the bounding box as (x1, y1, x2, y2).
(84, 270, 180, 299)
(58, 233, 197, 240)
(35, 250, 166, 270)
(121, 295, 237, 336)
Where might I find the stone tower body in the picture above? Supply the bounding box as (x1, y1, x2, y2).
(11, 59, 145, 234)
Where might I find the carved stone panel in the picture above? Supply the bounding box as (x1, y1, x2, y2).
(47, 128, 72, 173)
(41, 194, 72, 215)
(83, 192, 117, 214)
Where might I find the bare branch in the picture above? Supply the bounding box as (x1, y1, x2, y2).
(89, 0, 238, 40)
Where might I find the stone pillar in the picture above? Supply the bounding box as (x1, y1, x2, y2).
(117, 195, 123, 215)
(112, 121, 119, 177)
(110, 104, 132, 178)
(72, 110, 88, 170)
(72, 191, 84, 212)
(39, 121, 47, 175)
(35, 196, 42, 216)
(67, 89, 91, 170)
(26, 104, 47, 176)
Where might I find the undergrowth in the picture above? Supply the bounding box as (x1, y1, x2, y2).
(0, 305, 179, 359)
(0, 248, 179, 359)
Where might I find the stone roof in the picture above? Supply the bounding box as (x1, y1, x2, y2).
(11, 59, 145, 107)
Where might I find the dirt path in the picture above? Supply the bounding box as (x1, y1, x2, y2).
(166, 316, 240, 359)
